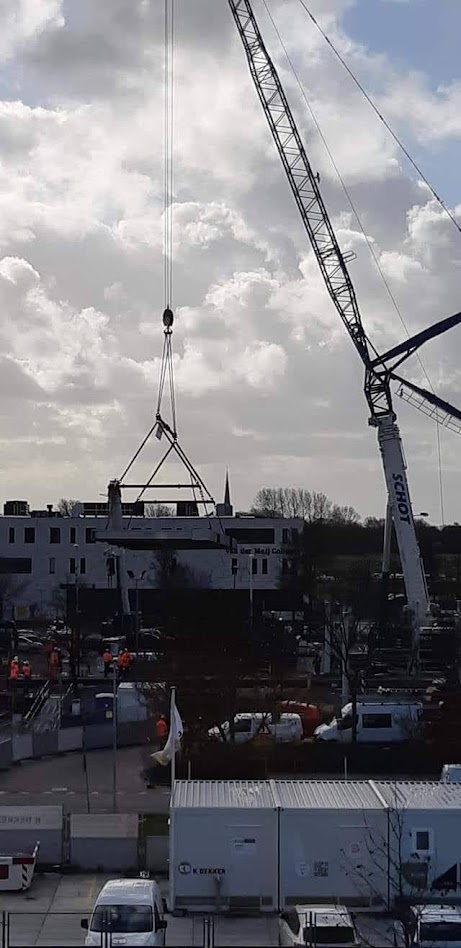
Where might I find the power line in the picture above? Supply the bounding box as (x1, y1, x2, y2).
(296, 0, 461, 238)
(261, 0, 446, 521)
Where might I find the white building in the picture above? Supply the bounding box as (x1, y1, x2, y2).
(0, 494, 303, 619)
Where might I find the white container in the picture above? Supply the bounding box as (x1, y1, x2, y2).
(170, 781, 279, 913)
(0, 842, 39, 891)
(277, 781, 389, 908)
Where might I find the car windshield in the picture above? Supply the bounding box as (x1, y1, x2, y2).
(90, 904, 153, 933)
(302, 925, 355, 944)
(420, 922, 461, 943)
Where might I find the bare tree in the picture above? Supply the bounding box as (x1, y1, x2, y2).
(57, 498, 80, 516)
(251, 487, 360, 523)
(0, 575, 29, 620)
(145, 503, 173, 517)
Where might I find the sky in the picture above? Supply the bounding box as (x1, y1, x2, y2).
(0, 0, 460, 524)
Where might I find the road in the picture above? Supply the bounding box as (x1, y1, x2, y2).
(0, 747, 171, 813)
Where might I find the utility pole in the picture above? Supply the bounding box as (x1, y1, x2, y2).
(112, 661, 117, 813)
(249, 554, 254, 634)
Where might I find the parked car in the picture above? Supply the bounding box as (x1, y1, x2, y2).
(315, 700, 424, 743)
(279, 904, 358, 947)
(81, 878, 167, 947)
(17, 633, 44, 653)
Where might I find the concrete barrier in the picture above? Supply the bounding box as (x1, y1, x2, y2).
(32, 731, 59, 758)
(82, 723, 112, 750)
(0, 739, 12, 770)
(70, 813, 139, 871)
(57, 727, 83, 752)
(0, 806, 63, 864)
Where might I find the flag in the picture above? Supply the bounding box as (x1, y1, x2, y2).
(151, 690, 183, 767)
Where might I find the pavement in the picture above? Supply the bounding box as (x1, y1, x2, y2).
(0, 746, 171, 813)
(0, 873, 399, 946)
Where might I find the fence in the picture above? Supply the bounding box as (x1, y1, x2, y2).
(0, 913, 117, 948)
(0, 805, 169, 873)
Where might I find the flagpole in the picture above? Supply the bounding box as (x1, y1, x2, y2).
(170, 685, 176, 791)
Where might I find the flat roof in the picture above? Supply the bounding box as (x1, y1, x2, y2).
(172, 780, 277, 809)
(275, 780, 384, 810)
(374, 781, 461, 809)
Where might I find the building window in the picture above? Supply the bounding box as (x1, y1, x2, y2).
(0, 557, 32, 574)
(70, 527, 76, 544)
(251, 557, 257, 575)
(24, 527, 35, 544)
(412, 829, 433, 855)
(262, 558, 268, 575)
(362, 713, 392, 729)
(49, 557, 56, 575)
(69, 557, 76, 574)
(85, 527, 96, 544)
(8, 528, 14, 544)
(80, 557, 86, 575)
(50, 527, 61, 544)
(282, 528, 290, 544)
(231, 558, 238, 576)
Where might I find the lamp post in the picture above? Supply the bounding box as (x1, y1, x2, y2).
(127, 570, 146, 654)
(248, 554, 254, 634)
(72, 544, 80, 677)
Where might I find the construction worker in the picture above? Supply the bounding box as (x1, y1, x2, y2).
(48, 647, 59, 681)
(22, 660, 31, 680)
(8, 656, 19, 681)
(118, 648, 132, 678)
(155, 714, 168, 747)
(102, 647, 112, 677)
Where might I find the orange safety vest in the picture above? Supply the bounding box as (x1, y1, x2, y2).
(9, 663, 19, 680)
(49, 651, 59, 666)
(116, 653, 125, 668)
(102, 651, 112, 664)
(122, 652, 131, 668)
(22, 665, 31, 679)
(155, 718, 168, 739)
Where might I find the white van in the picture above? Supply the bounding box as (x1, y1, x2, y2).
(315, 700, 423, 743)
(81, 878, 167, 947)
(208, 711, 303, 745)
(441, 764, 461, 784)
(394, 904, 461, 947)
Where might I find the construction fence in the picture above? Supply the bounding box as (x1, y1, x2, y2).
(0, 806, 169, 873)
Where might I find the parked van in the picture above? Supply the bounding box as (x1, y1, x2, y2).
(208, 712, 303, 745)
(394, 904, 461, 947)
(81, 878, 167, 946)
(315, 700, 423, 743)
(440, 764, 461, 784)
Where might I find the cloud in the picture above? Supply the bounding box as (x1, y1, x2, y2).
(0, 0, 458, 522)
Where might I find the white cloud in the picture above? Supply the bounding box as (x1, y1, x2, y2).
(0, 0, 458, 520)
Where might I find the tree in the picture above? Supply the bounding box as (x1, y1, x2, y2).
(145, 503, 173, 517)
(251, 487, 360, 524)
(0, 575, 29, 620)
(57, 498, 80, 516)
(151, 550, 210, 589)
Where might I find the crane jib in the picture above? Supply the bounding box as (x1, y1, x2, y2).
(228, 0, 374, 371)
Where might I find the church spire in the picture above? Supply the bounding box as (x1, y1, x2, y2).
(224, 469, 231, 507)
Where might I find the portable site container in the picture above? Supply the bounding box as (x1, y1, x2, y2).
(170, 780, 279, 913)
(276, 780, 389, 908)
(374, 781, 461, 900)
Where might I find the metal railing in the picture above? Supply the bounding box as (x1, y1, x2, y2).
(22, 680, 50, 729)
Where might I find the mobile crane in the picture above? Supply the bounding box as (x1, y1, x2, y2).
(228, 0, 461, 651)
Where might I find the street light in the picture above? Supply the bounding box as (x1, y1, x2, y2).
(127, 570, 146, 654)
(248, 554, 255, 634)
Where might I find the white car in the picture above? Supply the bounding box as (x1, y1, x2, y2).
(279, 904, 358, 947)
(81, 878, 167, 947)
(394, 905, 461, 948)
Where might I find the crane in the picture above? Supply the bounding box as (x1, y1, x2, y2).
(228, 0, 461, 646)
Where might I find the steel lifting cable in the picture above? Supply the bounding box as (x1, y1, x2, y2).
(262, 0, 447, 522)
(156, 0, 177, 435)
